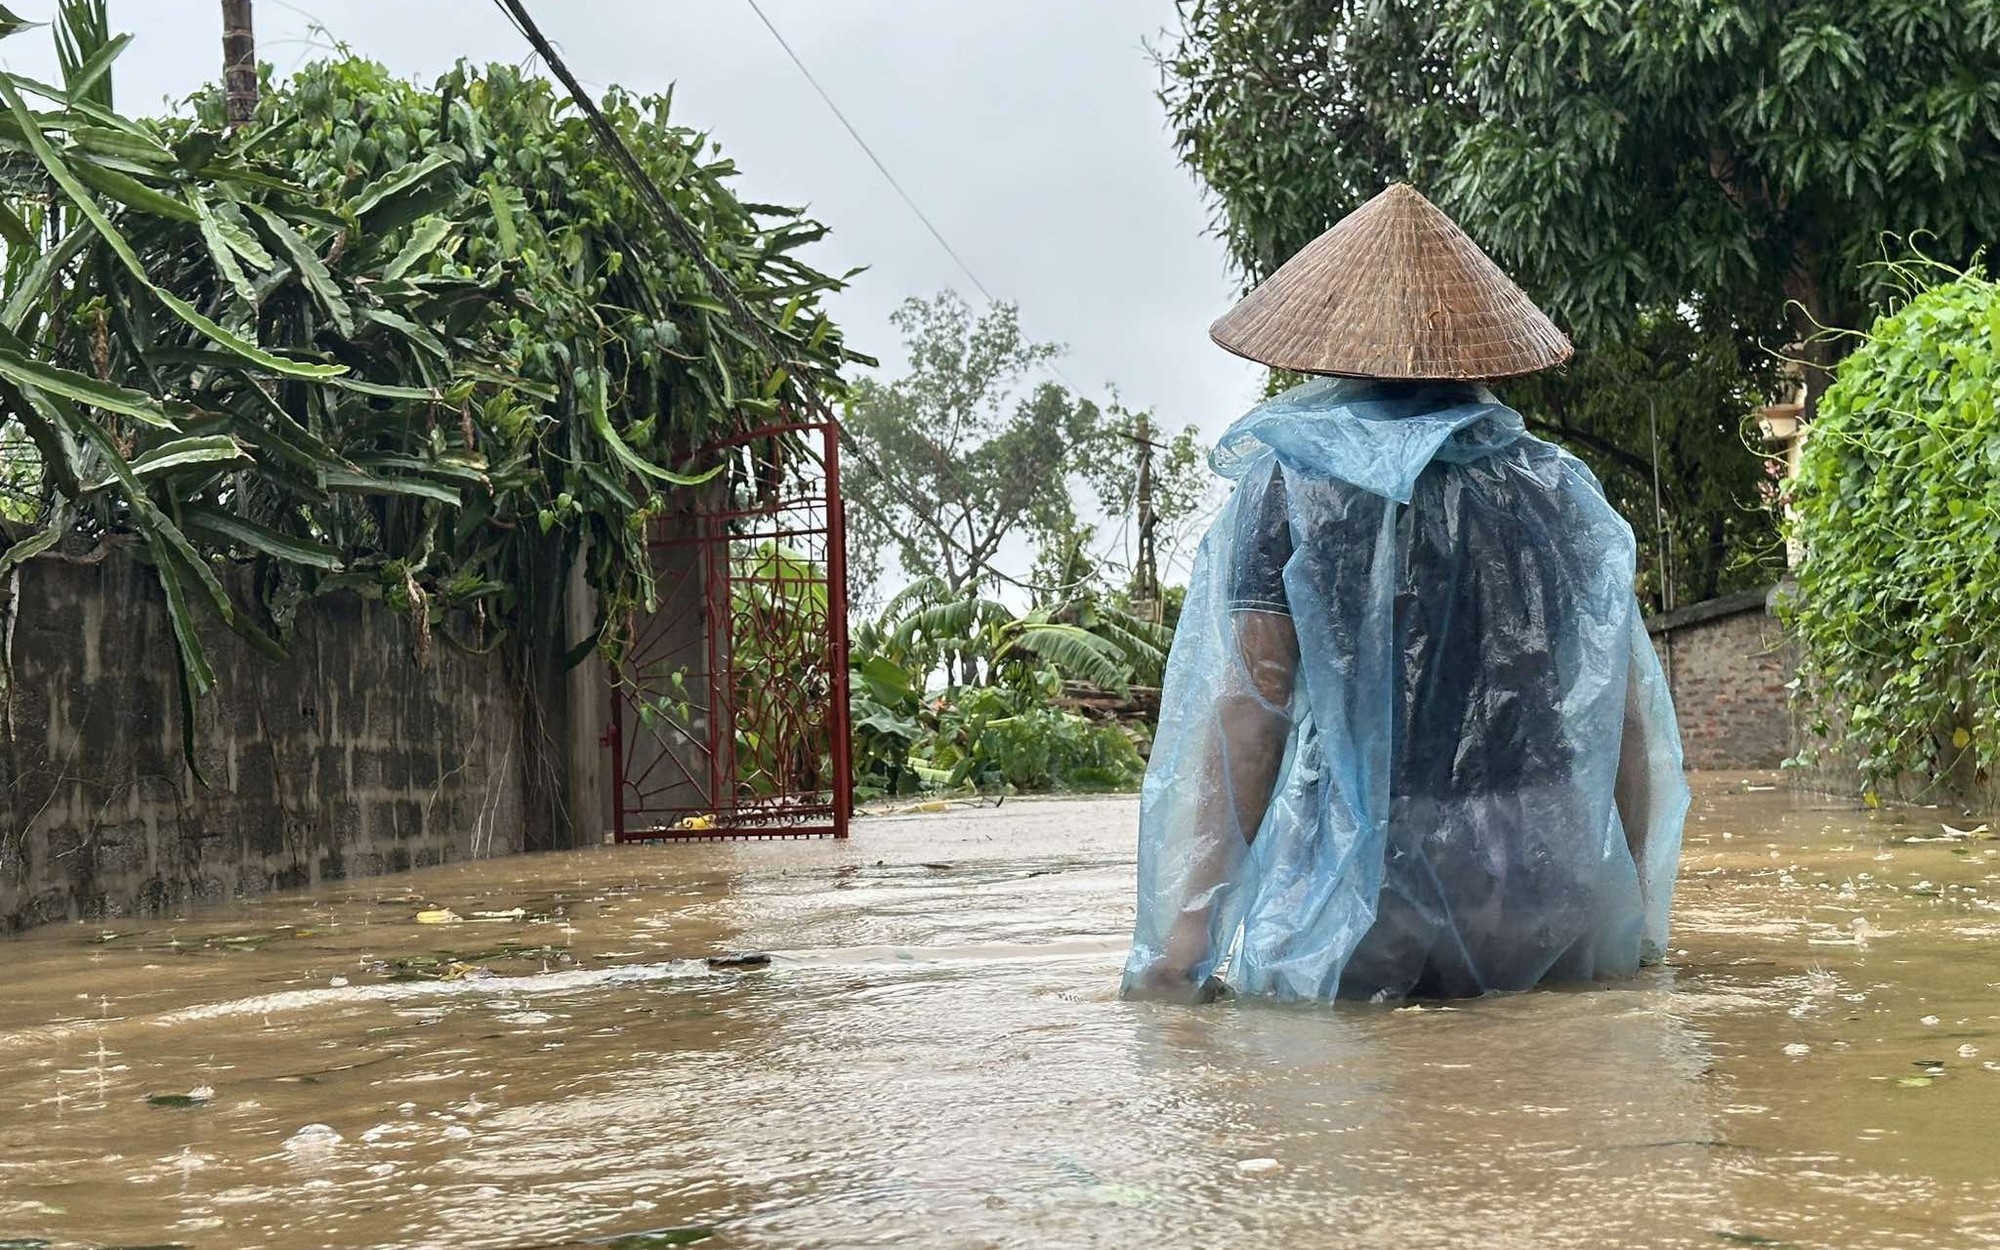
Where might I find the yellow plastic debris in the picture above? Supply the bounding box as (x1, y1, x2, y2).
(677, 814, 715, 831)
(414, 908, 461, 925)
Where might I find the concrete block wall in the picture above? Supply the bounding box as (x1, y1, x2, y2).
(0, 550, 529, 930)
(0, 553, 1817, 930)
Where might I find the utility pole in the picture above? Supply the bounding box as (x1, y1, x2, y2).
(1129, 412, 1161, 624)
(221, 0, 256, 128)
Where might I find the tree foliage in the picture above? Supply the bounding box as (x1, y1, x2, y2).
(879, 573, 1170, 695)
(234, 55, 861, 654)
(0, 5, 859, 768)
(1503, 311, 1781, 607)
(1433, 0, 2000, 396)
(1785, 262, 2000, 793)
(841, 292, 1100, 599)
(846, 584, 1157, 800)
(1157, 0, 2000, 608)
(1165, 0, 2000, 377)
(843, 290, 1209, 606)
(1156, 0, 1432, 281)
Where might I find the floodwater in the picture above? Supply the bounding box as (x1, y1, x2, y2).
(1, 776, 1998, 1250)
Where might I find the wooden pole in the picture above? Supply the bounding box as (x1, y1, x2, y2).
(1133, 412, 1160, 623)
(221, 0, 256, 128)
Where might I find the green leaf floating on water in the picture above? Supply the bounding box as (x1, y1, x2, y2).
(145, 1093, 206, 1107)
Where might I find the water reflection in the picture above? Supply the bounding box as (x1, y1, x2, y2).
(1113, 976, 1725, 1246)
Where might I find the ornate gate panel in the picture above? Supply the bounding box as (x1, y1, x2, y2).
(607, 418, 852, 840)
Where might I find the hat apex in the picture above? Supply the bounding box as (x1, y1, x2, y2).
(1209, 183, 1572, 380)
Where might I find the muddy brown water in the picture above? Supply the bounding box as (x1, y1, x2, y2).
(1, 774, 1998, 1249)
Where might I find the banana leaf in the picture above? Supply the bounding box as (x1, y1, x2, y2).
(0, 15, 861, 789)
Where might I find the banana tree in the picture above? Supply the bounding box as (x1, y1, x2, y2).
(882, 575, 1168, 695)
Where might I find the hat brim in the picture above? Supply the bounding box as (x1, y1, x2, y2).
(1209, 184, 1573, 380)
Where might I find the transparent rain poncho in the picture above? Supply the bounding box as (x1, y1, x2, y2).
(1123, 378, 1688, 1003)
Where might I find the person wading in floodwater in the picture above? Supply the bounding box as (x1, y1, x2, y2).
(1123, 184, 1689, 1004)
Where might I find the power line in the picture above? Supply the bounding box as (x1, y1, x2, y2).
(490, 0, 797, 385)
(496, 0, 1020, 580)
(495, 0, 1060, 395)
(494, 0, 1136, 588)
(741, 0, 999, 309)
(739, 0, 1085, 397)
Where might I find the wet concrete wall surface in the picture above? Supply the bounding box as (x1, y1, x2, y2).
(0, 552, 526, 930)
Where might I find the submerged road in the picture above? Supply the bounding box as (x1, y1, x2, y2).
(0, 776, 1996, 1248)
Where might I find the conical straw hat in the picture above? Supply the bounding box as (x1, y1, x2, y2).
(1209, 183, 1572, 380)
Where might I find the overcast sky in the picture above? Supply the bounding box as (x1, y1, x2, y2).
(3, 0, 1266, 443)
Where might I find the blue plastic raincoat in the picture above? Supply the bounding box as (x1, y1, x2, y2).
(1123, 378, 1688, 1002)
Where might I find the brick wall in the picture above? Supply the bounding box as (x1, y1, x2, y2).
(0, 550, 531, 930)
(1646, 588, 1792, 770)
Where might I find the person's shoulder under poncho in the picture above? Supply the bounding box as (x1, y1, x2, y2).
(1123, 378, 1689, 1003)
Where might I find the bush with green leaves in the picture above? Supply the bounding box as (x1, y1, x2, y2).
(222, 54, 861, 667)
(0, 4, 859, 771)
(848, 632, 927, 800)
(1786, 263, 2000, 792)
(923, 677, 1147, 795)
(849, 667, 1146, 800)
(846, 597, 1156, 801)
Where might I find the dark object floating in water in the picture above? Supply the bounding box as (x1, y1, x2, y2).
(546, 1225, 715, 1248)
(705, 953, 771, 970)
(144, 1093, 206, 1108)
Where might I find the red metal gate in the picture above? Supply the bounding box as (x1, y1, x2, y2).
(606, 417, 852, 841)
